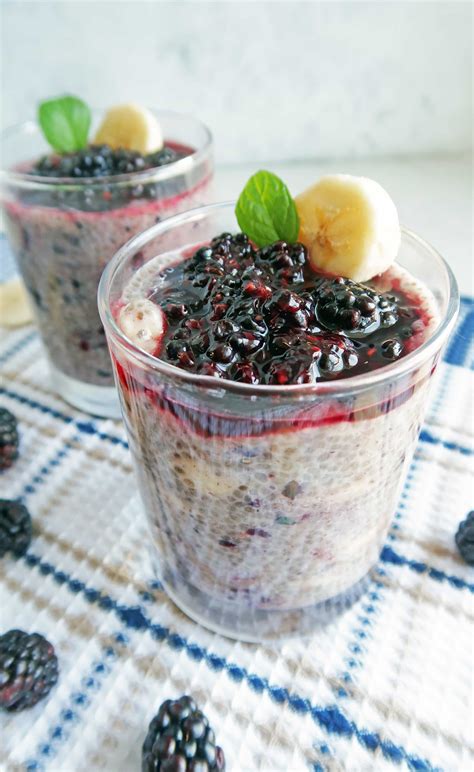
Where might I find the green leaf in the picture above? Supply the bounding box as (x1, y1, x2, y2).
(235, 170, 299, 247)
(38, 95, 91, 153)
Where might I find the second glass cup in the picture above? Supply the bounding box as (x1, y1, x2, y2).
(99, 203, 458, 641)
(0, 111, 213, 417)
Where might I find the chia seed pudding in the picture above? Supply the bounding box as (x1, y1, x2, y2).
(99, 193, 457, 640)
(1, 110, 213, 416)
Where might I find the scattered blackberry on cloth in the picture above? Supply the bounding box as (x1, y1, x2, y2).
(455, 511, 474, 565)
(0, 407, 19, 470)
(0, 500, 32, 557)
(0, 629, 58, 711)
(142, 695, 226, 772)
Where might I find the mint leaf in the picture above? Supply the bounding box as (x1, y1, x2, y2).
(235, 170, 299, 247)
(38, 95, 91, 153)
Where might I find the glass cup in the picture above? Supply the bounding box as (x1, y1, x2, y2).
(0, 111, 213, 417)
(98, 203, 459, 641)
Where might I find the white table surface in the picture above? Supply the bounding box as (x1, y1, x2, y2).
(213, 154, 473, 296)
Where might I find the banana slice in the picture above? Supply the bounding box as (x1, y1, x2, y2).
(118, 299, 165, 354)
(295, 174, 401, 281)
(0, 277, 33, 328)
(93, 104, 164, 154)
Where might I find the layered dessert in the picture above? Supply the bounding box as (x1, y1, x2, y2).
(105, 171, 443, 638)
(1, 96, 212, 412)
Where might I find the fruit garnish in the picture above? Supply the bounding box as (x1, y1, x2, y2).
(0, 277, 33, 328)
(38, 95, 91, 153)
(295, 174, 401, 281)
(118, 299, 166, 354)
(235, 170, 299, 247)
(94, 103, 163, 154)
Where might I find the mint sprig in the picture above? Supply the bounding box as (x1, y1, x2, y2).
(38, 95, 91, 153)
(235, 170, 299, 247)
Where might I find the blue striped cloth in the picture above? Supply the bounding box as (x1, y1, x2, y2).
(1, 293, 473, 770)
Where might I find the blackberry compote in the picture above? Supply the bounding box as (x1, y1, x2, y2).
(1, 111, 212, 417)
(140, 234, 429, 384)
(100, 201, 456, 641)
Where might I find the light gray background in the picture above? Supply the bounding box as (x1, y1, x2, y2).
(1, 0, 472, 163)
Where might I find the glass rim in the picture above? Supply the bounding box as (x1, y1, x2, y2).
(0, 109, 213, 188)
(98, 201, 460, 398)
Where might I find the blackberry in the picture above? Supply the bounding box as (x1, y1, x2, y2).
(257, 240, 306, 284)
(147, 146, 184, 168)
(314, 277, 398, 337)
(455, 511, 474, 565)
(209, 232, 254, 260)
(142, 696, 225, 772)
(0, 629, 58, 711)
(0, 500, 32, 557)
(267, 333, 357, 384)
(0, 408, 19, 470)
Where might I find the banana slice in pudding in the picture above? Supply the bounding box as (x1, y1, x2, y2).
(0, 277, 33, 328)
(118, 299, 165, 354)
(94, 104, 164, 154)
(295, 174, 400, 281)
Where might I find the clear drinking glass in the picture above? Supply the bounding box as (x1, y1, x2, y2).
(0, 112, 213, 417)
(98, 202, 459, 641)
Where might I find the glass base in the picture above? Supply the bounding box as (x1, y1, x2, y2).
(160, 564, 371, 643)
(50, 365, 121, 419)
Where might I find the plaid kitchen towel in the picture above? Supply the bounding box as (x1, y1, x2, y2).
(0, 299, 473, 772)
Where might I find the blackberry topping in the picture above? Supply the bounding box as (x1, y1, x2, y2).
(0, 629, 58, 711)
(22, 142, 192, 212)
(0, 408, 19, 470)
(32, 144, 186, 179)
(142, 696, 225, 772)
(0, 500, 32, 557)
(455, 511, 474, 565)
(148, 234, 425, 384)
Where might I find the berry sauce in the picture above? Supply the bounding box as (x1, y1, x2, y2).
(145, 233, 431, 384)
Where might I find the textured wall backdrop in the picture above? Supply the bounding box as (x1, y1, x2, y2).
(1, 1, 472, 163)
